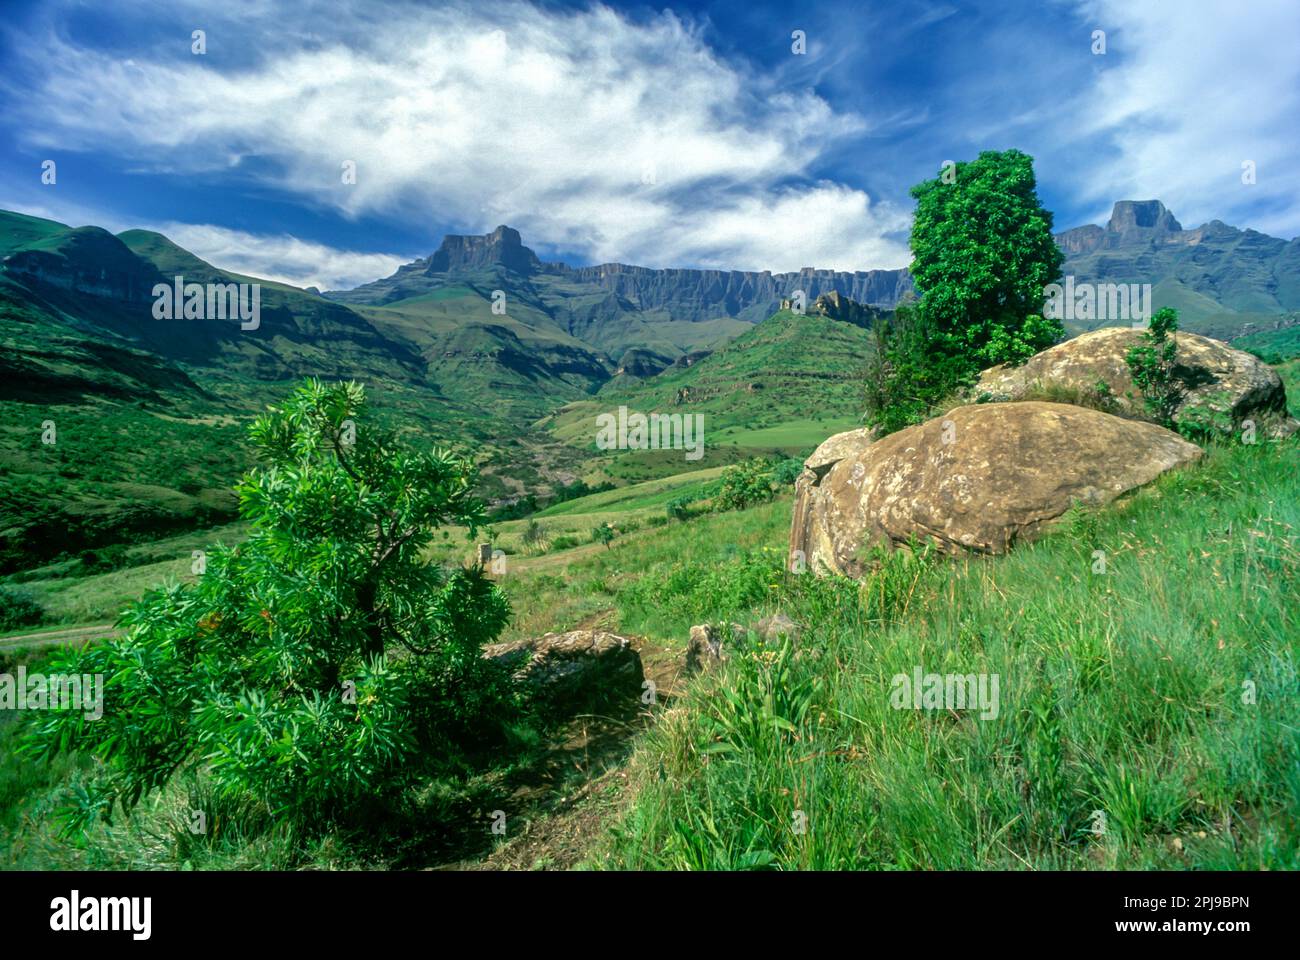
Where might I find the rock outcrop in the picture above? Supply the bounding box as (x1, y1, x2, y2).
(482, 630, 643, 710)
(790, 402, 1203, 576)
(684, 614, 803, 675)
(975, 326, 1296, 436)
(790, 427, 878, 572)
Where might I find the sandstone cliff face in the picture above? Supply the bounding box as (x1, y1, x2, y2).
(564, 262, 912, 320)
(425, 225, 541, 275)
(332, 225, 915, 320)
(790, 403, 1203, 575)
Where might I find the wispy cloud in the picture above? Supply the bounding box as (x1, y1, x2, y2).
(5, 0, 912, 272)
(152, 223, 410, 290)
(1053, 0, 1300, 236)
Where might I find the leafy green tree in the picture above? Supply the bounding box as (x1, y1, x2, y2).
(868, 150, 1064, 433)
(22, 379, 514, 830)
(1124, 307, 1181, 427)
(591, 522, 616, 549)
(909, 149, 1064, 368)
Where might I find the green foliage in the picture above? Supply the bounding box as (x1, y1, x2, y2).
(714, 458, 775, 512)
(591, 522, 615, 549)
(78, 544, 130, 574)
(20, 379, 517, 831)
(1125, 307, 1182, 427)
(869, 150, 1064, 434)
(770, 457, 804, 487)
(0, 585, 44, 631)
(1176, 390, 1237, 443)
(864, 304, 970, 434)
(909, 149, 1065, 368)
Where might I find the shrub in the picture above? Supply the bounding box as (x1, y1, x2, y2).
(78, 544, 129, 574)
(21, 379, 516, 831)
(0, 585, 44, 632)
(771, 457, 804, 487)
(591, 523, 615, 549)
(1125, 307, 1182, 427)
(715, 459, 775, 512)
(521, 518, 549, 553)
(666, 496, 692, 522)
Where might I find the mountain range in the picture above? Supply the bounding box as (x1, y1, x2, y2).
(2, 197, 1298, 571)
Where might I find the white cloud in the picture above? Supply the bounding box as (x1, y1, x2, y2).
(7, 0, 911, 272)
(153, 223, 409, 290)
(1062, 0, 1300, 236)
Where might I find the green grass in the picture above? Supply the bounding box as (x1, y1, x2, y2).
(533, 466, 725, 518)
(712, 416, 861, 450)
(587, 438, 1300, 869)
(1275, 359, 1300, 418)
(5, 433, 1297, 870)
(1234, 324, 1300, 365)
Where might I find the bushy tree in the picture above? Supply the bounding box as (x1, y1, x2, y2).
(868, 150, 1064, 433)
(22, 379, 514, 830)
(771, 457, 805, 487)
(909, 149, 1064, 367)
(591, 522, 616, 549)
(714, 458, 775, 511)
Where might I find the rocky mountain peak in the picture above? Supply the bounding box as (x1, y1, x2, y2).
(1106, 200, 1183, 235)
(425, 224, 540, 275)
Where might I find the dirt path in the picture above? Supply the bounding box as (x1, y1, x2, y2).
(0, 623, 118, 651)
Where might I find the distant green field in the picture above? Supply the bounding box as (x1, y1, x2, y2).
(534, 466, 725, 518)
(712, 416, 860, 451)
(1275, 359, 1300, 417)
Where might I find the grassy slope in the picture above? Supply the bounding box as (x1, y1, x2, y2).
(4, 417, 1296, 871)
(1233, 324, 1300, 365)
(584, 437, 1299, 869)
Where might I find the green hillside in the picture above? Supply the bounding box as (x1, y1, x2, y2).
(545, 309, 873, 465)
(1233, 324, 1300, 363)
(0, 212, 591, 571)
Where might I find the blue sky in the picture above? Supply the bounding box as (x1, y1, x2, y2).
(1, 0, 1297, 289)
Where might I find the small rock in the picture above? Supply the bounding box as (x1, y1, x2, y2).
(752, 612, 801, 644)
(482, 630, 643, 712)
(685, 624, 728, 674)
